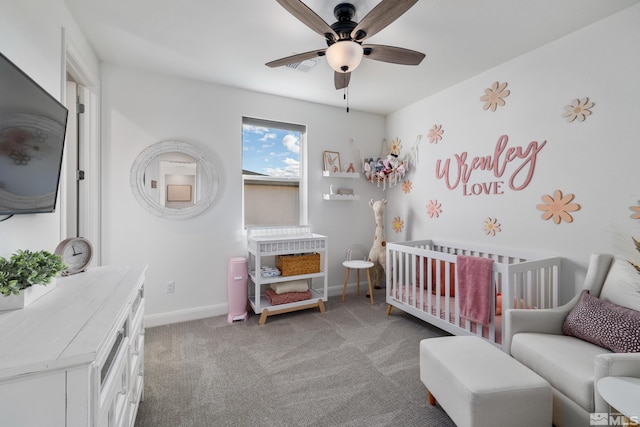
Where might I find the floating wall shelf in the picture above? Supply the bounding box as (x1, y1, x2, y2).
(322, 171, 360, 178)
(322, 171, 360, 200)
(323, 194, 360, 201)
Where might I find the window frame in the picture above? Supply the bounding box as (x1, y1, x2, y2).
(241, 117, 308, 229)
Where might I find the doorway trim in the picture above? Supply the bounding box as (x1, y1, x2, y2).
(61, 28, 102, 266)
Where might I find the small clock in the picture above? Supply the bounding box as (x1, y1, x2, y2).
(55, 237, 94, 275)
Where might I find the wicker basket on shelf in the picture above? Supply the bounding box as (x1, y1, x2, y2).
(276, 253, 320, 276)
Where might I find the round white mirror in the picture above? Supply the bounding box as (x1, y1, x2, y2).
(130, 140, 218, 219)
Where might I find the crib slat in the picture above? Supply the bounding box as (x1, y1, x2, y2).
(418, 255, 424, 311)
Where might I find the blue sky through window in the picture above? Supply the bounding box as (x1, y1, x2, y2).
(242, 124, 300, 178)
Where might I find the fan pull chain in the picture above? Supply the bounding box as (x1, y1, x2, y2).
(344, 87, 349, 113)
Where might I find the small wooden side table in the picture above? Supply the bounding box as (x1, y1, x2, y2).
(597, 376, 640, 422)
(341, 260, 375, 304)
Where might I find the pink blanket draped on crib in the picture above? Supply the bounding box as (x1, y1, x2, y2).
(457, 255, 494, 325)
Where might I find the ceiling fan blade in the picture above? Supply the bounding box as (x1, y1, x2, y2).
(276, 0, 338, 41)
(266, 48, 326, 68)
(334, 72, 351, 90)
(351, 0, 418, 42)
(363, 44, 425, 65)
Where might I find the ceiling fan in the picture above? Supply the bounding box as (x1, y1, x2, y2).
(266, 0, 426, 90)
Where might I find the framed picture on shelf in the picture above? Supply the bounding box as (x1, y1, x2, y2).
(323, 151, 341, 173)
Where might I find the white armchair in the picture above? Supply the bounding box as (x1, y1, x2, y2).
(504, 254, 640, 427)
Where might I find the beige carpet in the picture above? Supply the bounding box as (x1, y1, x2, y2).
(134, 289, 455, 427)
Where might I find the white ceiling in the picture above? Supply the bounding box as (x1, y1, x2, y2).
(63, 0, 640, 115)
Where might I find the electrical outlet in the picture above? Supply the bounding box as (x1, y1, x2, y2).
(165, 281, 175, 293)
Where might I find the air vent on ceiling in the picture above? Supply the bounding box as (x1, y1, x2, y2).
(285, 57, 319, 72)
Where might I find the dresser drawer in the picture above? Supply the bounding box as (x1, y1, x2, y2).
(97, 334, 130, 427)
(126, 363, 144, 427)
(130, 299, 145, 355)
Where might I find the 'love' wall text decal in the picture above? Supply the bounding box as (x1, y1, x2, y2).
(435, 135, 546, 196)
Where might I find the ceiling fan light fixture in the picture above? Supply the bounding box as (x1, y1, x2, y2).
(326, 40, 364, 73)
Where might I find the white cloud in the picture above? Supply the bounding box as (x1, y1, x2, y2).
(282, 134, 299, 154)
(243, 125, 269, 134)
(265, 157, 300, 178)
(261, 132, 277, 142)
(283, 157, 299, 167)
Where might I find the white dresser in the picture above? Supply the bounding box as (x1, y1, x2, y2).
(0, 264, 147, 427)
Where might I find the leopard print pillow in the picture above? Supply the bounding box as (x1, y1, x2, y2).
(562, 290, 640, 352)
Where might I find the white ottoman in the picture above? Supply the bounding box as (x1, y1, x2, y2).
(420, 336, 552, 427)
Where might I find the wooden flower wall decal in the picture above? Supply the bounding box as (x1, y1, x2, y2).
(631, 201, 640, 219)
(426, 200, 442, 218)
(392, 216, 404, 233)
(562, 97, 595, 122)
(536, 190, 581, 224)
(388, 137, 402, 156)
(480, 81, 510, 112)
(402, 180, 412, 194)
(428, 124, 444, 144)
(483, 217, 501, 236)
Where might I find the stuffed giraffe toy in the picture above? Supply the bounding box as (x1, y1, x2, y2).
(368, 199, 387, 289)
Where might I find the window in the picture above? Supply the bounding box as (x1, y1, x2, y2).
(242, 117, 307, 228)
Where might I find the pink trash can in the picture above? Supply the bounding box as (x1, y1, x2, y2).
(227, 257, 248, 323)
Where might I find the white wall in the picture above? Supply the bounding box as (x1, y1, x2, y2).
(385, 5, 640, 302)
(7, 0, 638, 323)
(100, 64, 386, 323)
(0, 0, 98, 257)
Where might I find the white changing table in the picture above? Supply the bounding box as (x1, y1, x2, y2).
(247, 226, 328, 325)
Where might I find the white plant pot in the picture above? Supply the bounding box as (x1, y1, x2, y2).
(0, 278, 57, 311)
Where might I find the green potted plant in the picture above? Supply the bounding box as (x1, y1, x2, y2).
(0, 249, 67, 310)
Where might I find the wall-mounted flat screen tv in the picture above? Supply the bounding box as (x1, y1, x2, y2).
(0, 51, 68, 215)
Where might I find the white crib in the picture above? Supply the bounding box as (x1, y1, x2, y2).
(386, 239, 561, 347)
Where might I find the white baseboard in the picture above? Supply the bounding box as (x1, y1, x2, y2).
(145, 303, 228, 327)
(144, 283, 375, 327)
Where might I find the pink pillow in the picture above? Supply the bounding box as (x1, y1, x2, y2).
(562, 290, 640, 353)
